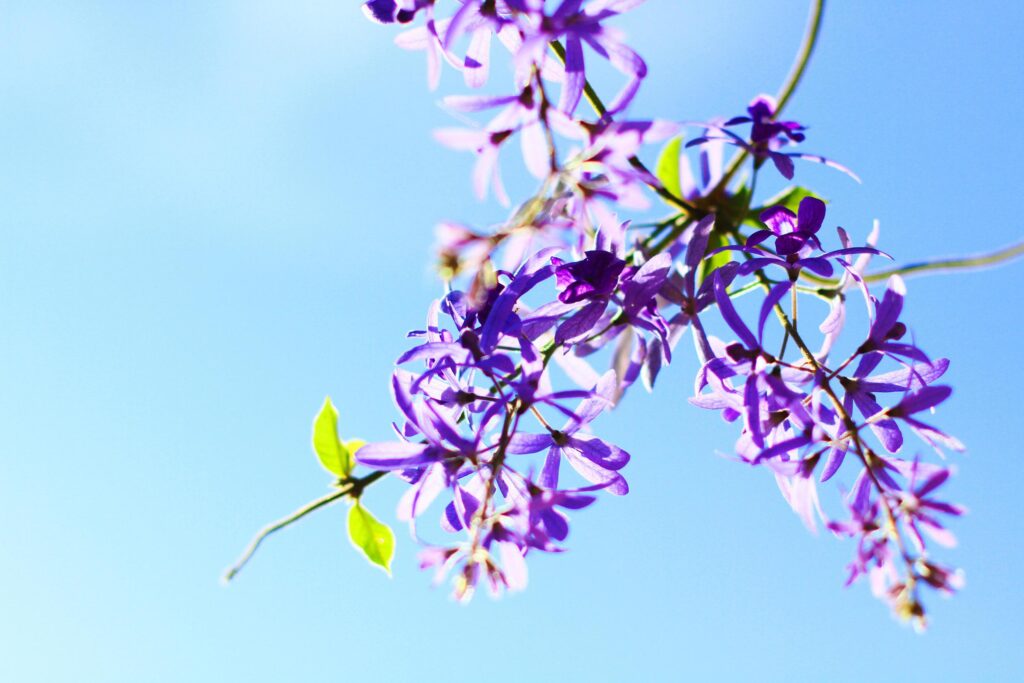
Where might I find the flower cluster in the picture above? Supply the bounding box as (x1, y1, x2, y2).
(342, 0, 967, 626)
(688, 198, 963, 629)
(357, 222, 689, 595)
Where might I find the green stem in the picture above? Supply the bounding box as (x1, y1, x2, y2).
(796, 239, 1024, 288)
(713, 0, 825, 195)
(861, 240, 1024, 283)
(223, 470, 387, 582)
(548, 40, 700, 216)
(549, 40, 607, 119)
(775, 0, 826, 117)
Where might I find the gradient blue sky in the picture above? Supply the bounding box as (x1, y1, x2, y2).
(2, 2, 1023, 681)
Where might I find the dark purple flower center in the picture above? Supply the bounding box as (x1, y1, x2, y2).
(552, 250, 626, 304)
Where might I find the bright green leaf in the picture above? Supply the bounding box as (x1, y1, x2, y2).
(701, 231, 733, 284)
(347, 502, 395, 575)
(312, 397, 352, 478)
(344, 439, 366, 459)
(654, 135, 683, 202)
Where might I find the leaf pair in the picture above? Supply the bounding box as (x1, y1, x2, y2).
(313, 397, 394, 575)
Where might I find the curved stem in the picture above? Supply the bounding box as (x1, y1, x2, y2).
(861, 239, 1024, 283)
(775, 0, 827, 117)
(223, 488, 350, 582)
(223, 470, 387, 582)
(797, 239, 1024, 288)
(713, 0, 826, 195)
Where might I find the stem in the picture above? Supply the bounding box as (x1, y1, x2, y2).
(861, 239, 1024, 283)
(790, 278, 799, 331)
(548, 40, 700, 216)
(549, 41, 608, 120)
(465, 404, 518, 563)
(750, 268, 917, 579)
(223, 470, 387, 582)
(648, 216, 695, 257)
(798, 239, 1024, 288)
(713, 0, 825, 195)
(775, 0, 827, 118)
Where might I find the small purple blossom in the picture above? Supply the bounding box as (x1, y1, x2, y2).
(687, 93, 859, 181)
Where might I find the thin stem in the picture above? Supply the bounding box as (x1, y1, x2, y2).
(466, 404, 518, 559)
(548, 40, 700, 216)
(861, 239, 1024, 283)
(224, 488, 349, 582)
(648, 216, 695, 257)
(775, 0, 827, 118)
(798, 239, 1024, 288)
(750, 268, 917, 579)
(790, 278, 799, 331)
(223, 470, 387, 582)
(713, 0, 826, 195)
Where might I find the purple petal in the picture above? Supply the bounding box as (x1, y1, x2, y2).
(568, 434, 630, 470)
(713, 271, 758, 349)
(506, 432, 555, 455)
(915, 468, 950, 498)
(798, 257, 834, 277)
(851, 392, 903, 453)
(356, 441, 433, 469)
(861, 359, 949, 392)
(770, 152, 795, 179)
(891, 385, 952, 417)
(623, 252, 672, 315)
(819, 448, 846, 483)
(759, 206, 796, 235)
(396, 462, 447, 521)
(559, 35, 586, 115)
(540, 446, 561, 489)
(685, 215, 716, 272)
(758, 281, 791, 343)
(555, 300, 609, 345)
(396, 342, 470, 365)
(564, 446, 630, 495)
(797, 196, 826, 234)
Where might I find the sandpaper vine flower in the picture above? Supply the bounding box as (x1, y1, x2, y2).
(225, 0, 1024, 630)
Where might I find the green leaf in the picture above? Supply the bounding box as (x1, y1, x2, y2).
(654, 135, 683, 202)
(347, 502, 395, 575)
(312, 397, 352, 478)
(344, 439, 366, 459)
(701, 230, 733, 283)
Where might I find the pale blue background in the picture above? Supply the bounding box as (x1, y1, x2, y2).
(2, 2, 1022, 681)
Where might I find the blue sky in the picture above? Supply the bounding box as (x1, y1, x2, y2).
(2, 2, 1023, 681)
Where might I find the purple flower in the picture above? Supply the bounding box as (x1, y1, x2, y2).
(687, 93, 859, 181)
(506, 371, 630, 494)
(898, 459, 965, 551)
(742, 94, 806, 146)
(553, 249, 625, 303)
(514, 0, 649, 116)
(442, 1, 519, 89)
(435, 88, 547, 204)
(550, 249, 625, 344)
(719, 197, 885, 280)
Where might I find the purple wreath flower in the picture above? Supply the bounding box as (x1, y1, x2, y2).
(505, 371, 630, 494)
(687, 93, 859, 181)
(705, 197, 885, 281)
(553, 249, 626, 303)
(512, 0, 649, 116)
